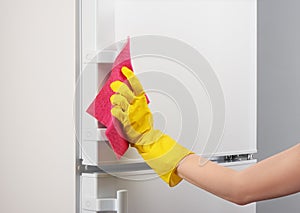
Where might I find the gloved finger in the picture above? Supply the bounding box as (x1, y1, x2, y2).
(121, 66, 144, 96)
(111, 106, 127, 124)
(110, 94, 129, 111)
(110, 80, 135, 103)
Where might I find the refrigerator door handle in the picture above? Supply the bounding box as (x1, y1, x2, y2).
(117, 190, 128, 213)
(82, 190, 128, 213)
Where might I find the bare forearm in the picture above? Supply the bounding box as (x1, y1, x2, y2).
(238, 143, 300, 203)
(176, 154, 244, 204)
(176, 143, 300, 205)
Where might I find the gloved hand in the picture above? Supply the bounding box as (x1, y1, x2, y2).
(110, 66, 193, 187)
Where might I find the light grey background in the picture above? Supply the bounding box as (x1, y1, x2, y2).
(257, 0, 300, 212)
(0, 0, 76, 213)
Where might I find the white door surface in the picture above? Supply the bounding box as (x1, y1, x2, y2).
(81, 161, 256, 213)
(79, 1, 257, 213)
(80, 0, 257, 165)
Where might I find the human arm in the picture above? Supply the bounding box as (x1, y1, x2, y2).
(177, 143, 300, 205)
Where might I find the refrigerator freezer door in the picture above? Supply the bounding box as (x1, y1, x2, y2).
(81, 160, 256, 213)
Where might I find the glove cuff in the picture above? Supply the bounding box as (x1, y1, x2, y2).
(132, 133, 193, 187)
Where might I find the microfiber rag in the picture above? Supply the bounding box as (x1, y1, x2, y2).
(86, 38, 149, 158)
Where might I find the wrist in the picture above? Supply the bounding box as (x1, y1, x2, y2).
(132, 129, 164, 151)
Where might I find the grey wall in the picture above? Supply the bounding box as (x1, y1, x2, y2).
(257, 0, 300, 212)
(0, 1, 76, 213)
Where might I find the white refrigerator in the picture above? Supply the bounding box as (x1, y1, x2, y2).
(76, 0, 257, 212)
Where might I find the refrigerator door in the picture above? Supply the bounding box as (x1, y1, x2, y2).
(81, 160, 256, 213)
(79, 0, 257, 166)
(113, 0, 257, 157)
(77, 0, 257, 213)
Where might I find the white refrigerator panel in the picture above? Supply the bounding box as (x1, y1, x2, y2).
(81, 160, 256, 213)
(78, 1, 257, 213)
(114, 0, 257, 156)
(80, 0, 257, 165)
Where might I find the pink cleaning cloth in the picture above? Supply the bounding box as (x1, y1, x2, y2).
(86, 38, 148, 159)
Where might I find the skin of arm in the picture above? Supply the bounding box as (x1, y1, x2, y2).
(176, 143, 300, 205)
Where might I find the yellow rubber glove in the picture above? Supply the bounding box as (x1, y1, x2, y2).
(110, 66, 193, 187)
